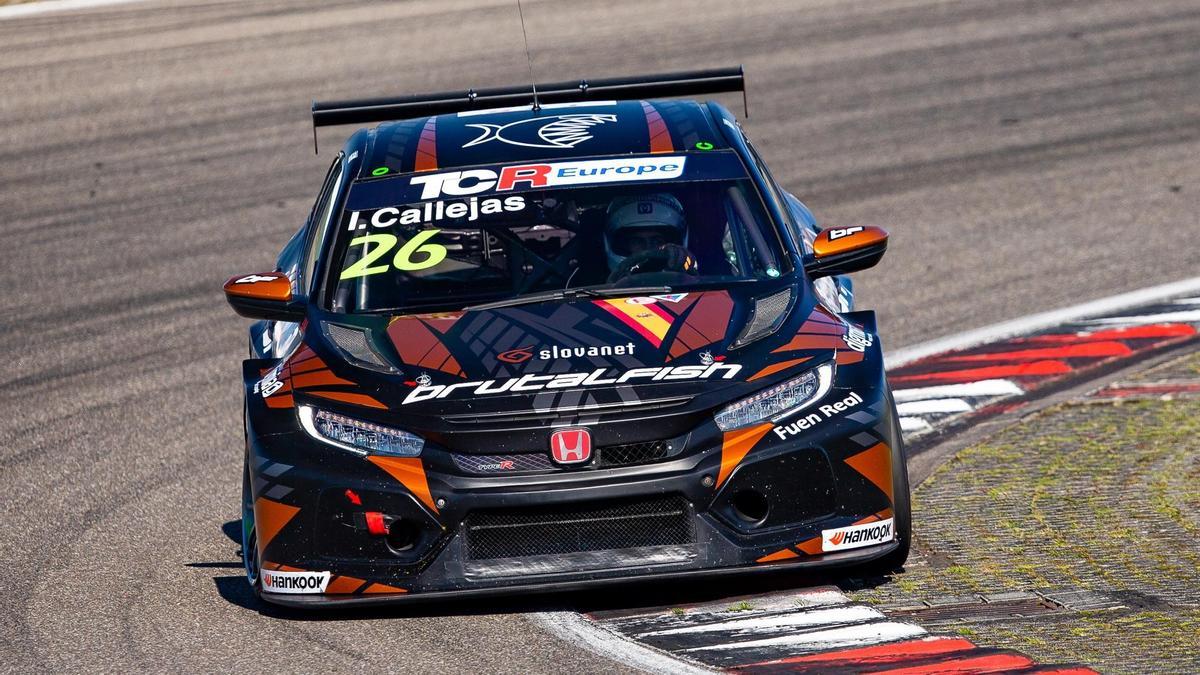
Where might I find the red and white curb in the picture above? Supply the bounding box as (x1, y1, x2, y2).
(887, 289, 1200, 438)
(574, 587, 1094, 673)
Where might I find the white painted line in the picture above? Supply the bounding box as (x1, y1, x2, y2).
(683, 620, 927, 652)
(603, 588, 850, 624)
(530, 611, 716, 675)
(893, 379, 1023, 402)
(1082, 309, 1200, 326)
(690, 588, 848, 614)
(791, 589, 854, 609)
(899, 417, 932, 432)
(895, 398, 973, 416)
(886, 276, 1200, 368)
(0, 0, 145, 20)
(637, 605, 885, 637)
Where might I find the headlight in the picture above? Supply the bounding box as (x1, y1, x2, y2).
(714, 361, 835, 431)
(297, 405, 424, 457)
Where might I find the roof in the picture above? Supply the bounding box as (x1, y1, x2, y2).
(355, 99, 727, 179)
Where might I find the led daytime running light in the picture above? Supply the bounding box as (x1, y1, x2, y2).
(298, 405, 424, 457)
(714, 361, 835, 431)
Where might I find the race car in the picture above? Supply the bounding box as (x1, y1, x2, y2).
(224, 67, 909, 606)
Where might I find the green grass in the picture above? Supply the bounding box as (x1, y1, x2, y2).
(845, 356, 1200, 673)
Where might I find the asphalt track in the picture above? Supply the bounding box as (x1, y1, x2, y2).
(1, 0, 1198, 671)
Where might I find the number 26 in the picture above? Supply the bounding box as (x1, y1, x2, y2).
(339, 229, 447, 280)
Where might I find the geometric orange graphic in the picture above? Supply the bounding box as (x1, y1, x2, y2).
(716, 423, 774, 488)
(366, 456, 438, 514)
(253, 497, 300, 550)
(844, 442, 894, 502)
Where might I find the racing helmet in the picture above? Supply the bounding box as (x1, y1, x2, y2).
(604, 193, 687, 270)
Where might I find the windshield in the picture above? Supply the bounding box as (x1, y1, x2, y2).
(327, 156, 789, 313)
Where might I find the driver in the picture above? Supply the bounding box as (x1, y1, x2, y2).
(604, 193, 698, 282)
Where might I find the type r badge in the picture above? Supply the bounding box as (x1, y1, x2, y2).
(549, 428, 592, 465)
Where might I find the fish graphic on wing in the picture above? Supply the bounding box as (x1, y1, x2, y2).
(462, 114, 618, 150)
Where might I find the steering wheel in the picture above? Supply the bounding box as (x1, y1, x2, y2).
(607, 243, 699, 284)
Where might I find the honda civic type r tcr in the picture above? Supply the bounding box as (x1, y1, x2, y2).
(224, 67, 910, 606)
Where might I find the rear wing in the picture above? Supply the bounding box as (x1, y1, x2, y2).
(309, 66, 746, 152)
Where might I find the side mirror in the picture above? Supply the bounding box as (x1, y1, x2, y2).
(223, 272, 305, 322)
(804, 226, 888, 279)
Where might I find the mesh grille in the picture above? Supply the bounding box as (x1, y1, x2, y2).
(452, 440, 671, 474)
(597, 440, 668, 467)
(451, 452, 554, 474)
(465, 496, 694, 560)
(325, 323, 390, 369)
(734, 288, 793, 346)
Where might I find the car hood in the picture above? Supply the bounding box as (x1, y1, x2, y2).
(304, 286, 857, 451)
(389, 290, 735, 376)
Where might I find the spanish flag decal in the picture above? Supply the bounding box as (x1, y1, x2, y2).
(597, 299, 675, 348)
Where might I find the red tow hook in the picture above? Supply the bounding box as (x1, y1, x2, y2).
(364, 511, 390, 536)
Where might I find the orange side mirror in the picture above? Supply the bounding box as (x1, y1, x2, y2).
(223, 272, 304, 321)
(806, 226, 889, 279)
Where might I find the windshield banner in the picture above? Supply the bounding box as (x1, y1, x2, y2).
(347, 151, 748, 211)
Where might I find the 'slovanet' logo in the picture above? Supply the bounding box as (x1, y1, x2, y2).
(500, 343, 635, 363)
(497, 346, 534, 364)
(463, 114, 617, 150)
(549, 428, 592, 465)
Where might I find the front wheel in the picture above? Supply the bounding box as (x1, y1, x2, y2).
(857, 383, 912, 574)
(242, 448, 262, 595)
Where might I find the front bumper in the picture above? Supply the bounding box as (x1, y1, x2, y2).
(265, 540, 901, 609)
(247, 378, 904, 607)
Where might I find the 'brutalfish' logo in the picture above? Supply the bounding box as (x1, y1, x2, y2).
(463, 114, 618, 150)
(402, 362, 741, 405)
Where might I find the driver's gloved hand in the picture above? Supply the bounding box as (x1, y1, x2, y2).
(608, 244, 699, 283)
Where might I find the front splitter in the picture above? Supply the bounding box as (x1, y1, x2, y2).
(259, 540, 899, 609)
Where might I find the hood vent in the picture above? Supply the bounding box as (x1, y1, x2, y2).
(323, 322, 395, 372)
(732, 287, 794, 348)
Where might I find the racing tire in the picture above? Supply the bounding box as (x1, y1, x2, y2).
(855, 382, 912, 575)
(242, 445, 263, 598)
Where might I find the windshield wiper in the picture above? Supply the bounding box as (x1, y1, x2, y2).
(464, 285, 672, 312)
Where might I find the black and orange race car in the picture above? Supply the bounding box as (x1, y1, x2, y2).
(224, 67, 910, 606)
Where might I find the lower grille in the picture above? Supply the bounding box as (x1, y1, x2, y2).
(465, 496, 694, 560)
